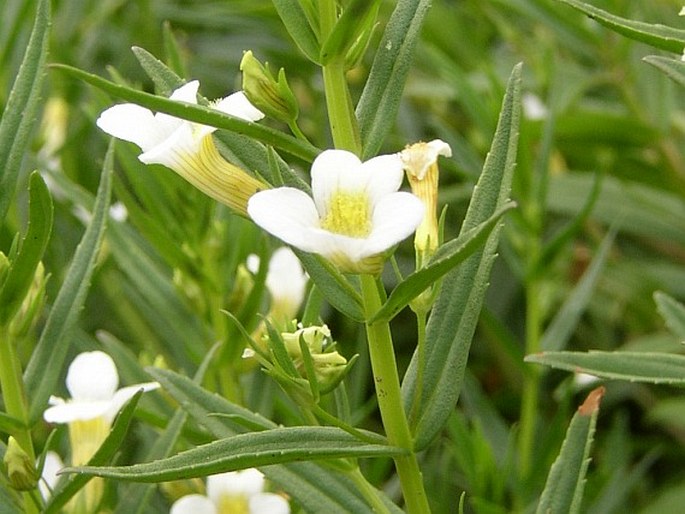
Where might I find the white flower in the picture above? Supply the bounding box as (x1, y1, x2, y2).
(38, 451, 64, 501)
(43, 351, 158, 425)
(96, 81, 266, 215)
(247, 149, 424, 274)
(170, 469, 289, 514)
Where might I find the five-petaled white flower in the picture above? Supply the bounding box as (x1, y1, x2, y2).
(247, 150, 424, 274)
(170, 469, 289, 514)
(96, 81, 266, 215)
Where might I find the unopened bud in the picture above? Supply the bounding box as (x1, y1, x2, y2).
(240, 50, 298, 124)
(3, 437, 38, 491)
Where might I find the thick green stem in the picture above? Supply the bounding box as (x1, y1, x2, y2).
(360, 275, 431, 514)
(318, 0, 361, 154)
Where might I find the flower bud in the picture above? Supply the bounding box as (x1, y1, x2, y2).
(3, 437, 38, 491)
(240, 51, 299, 124)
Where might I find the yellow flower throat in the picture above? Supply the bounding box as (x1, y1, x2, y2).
(321, 191, 371, 238)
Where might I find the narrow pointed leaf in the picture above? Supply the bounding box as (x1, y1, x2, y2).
(541, 229, 615, 351)
(43, 392, 143, 514)
(149, 368, 403, 513)
(52, 63, 320, 162)
(0, 412, 25, 436)
(403, 64, 522, 450)
(356, 0, 432, 159)
(526, 351, 685, 385)
(271, 0, 320, 63)
(654, 291, 685, 340)
(0, 0, 50, 221)
(295, 251, 365, 322)
(67, 426, 402, 482)
(558, 0, 685, 53)
(644, 56, 685, 89)
(371, 202, 515, 323)
(320, 0, 381, 64)
(24, 146, 112, 424)
(131, 46, 184, 96)
(0, 172, 53, 326)
(536, 387, 605, 514)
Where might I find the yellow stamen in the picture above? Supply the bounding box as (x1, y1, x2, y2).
(217, 494, 250, 514)
(321, 191, 371, 237)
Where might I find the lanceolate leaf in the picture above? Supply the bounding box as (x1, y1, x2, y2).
(654, 291, 685, 340)
(403, 64, 522, 451)
(356, 0, 432, 159)
(52, 63, 320, 162)
(24, 146, 113, 424)
(67, 426, 401, 482)
(148, 368, 403, 514)
(557, 0, 685, 53)
(371, 202, 516, 324)
(540, 229, 615, 352)
(525, 351, 685, 385)
(271, 0, 321, 63)
(644, 56, 685, 89)
(536, 387, 605, 514)
(0, 172, 53, 326)
(0, 0, 50, 221)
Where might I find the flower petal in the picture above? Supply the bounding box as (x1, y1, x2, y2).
(96, 104, 170, 151)
(311, 150, 362, 217)
(106, 382, 160, 423)
(362, 191, 425, 257)
(249, 493, 290, 514)
(66, 351, 119, 402)
(215, 91, 265, 122)
(207, 469, 265, 502)
(170, 494, 218, 514)
(359, 153, 404, 204)
(38, 451, 64, 501)
(43, 400, 111, 423)
(248, 188, 321, 252)
(266, 247, 307, 309)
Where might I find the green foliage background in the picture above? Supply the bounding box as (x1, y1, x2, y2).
(2, 0, 685, 512)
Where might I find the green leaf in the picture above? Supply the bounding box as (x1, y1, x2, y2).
(66, 426, 402, 482)
(356, 0, 432, 159)
(149, 368, 403, 514)
(111, 345, 219, 514)
(403, 63, 522, 451)
(0, 411, 25, 436)
(43, 392, 143, 514)
(271, 0, 321, 63)
(131, 45, 184, 96)
(320, 0, 381, 64)
(654, 291, 685, 340)
(557, 0, 685, 53)
(0, 0, 50, 221)
(24, 144, 112, 425)
(371, 202, 516, 323)
(540, 229, 615, 351)
(295, 251, 365, 322)
(644, 56, 685, 89)
(536, 387, 605, 514)
(52, 63, 320, 162)
(0, 172, 53, 326)
(525, 351, 685, 385)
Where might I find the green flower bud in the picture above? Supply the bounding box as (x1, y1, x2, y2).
(3, 437, 38, 491)
(240, 50, 298, 124)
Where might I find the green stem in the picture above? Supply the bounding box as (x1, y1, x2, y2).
(318, 0, 361, 154)
(360, 275, 431, 514)
(0, 326, 39, 514)
(518, 262, 542, 480)
(347, 466, 393, 514)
